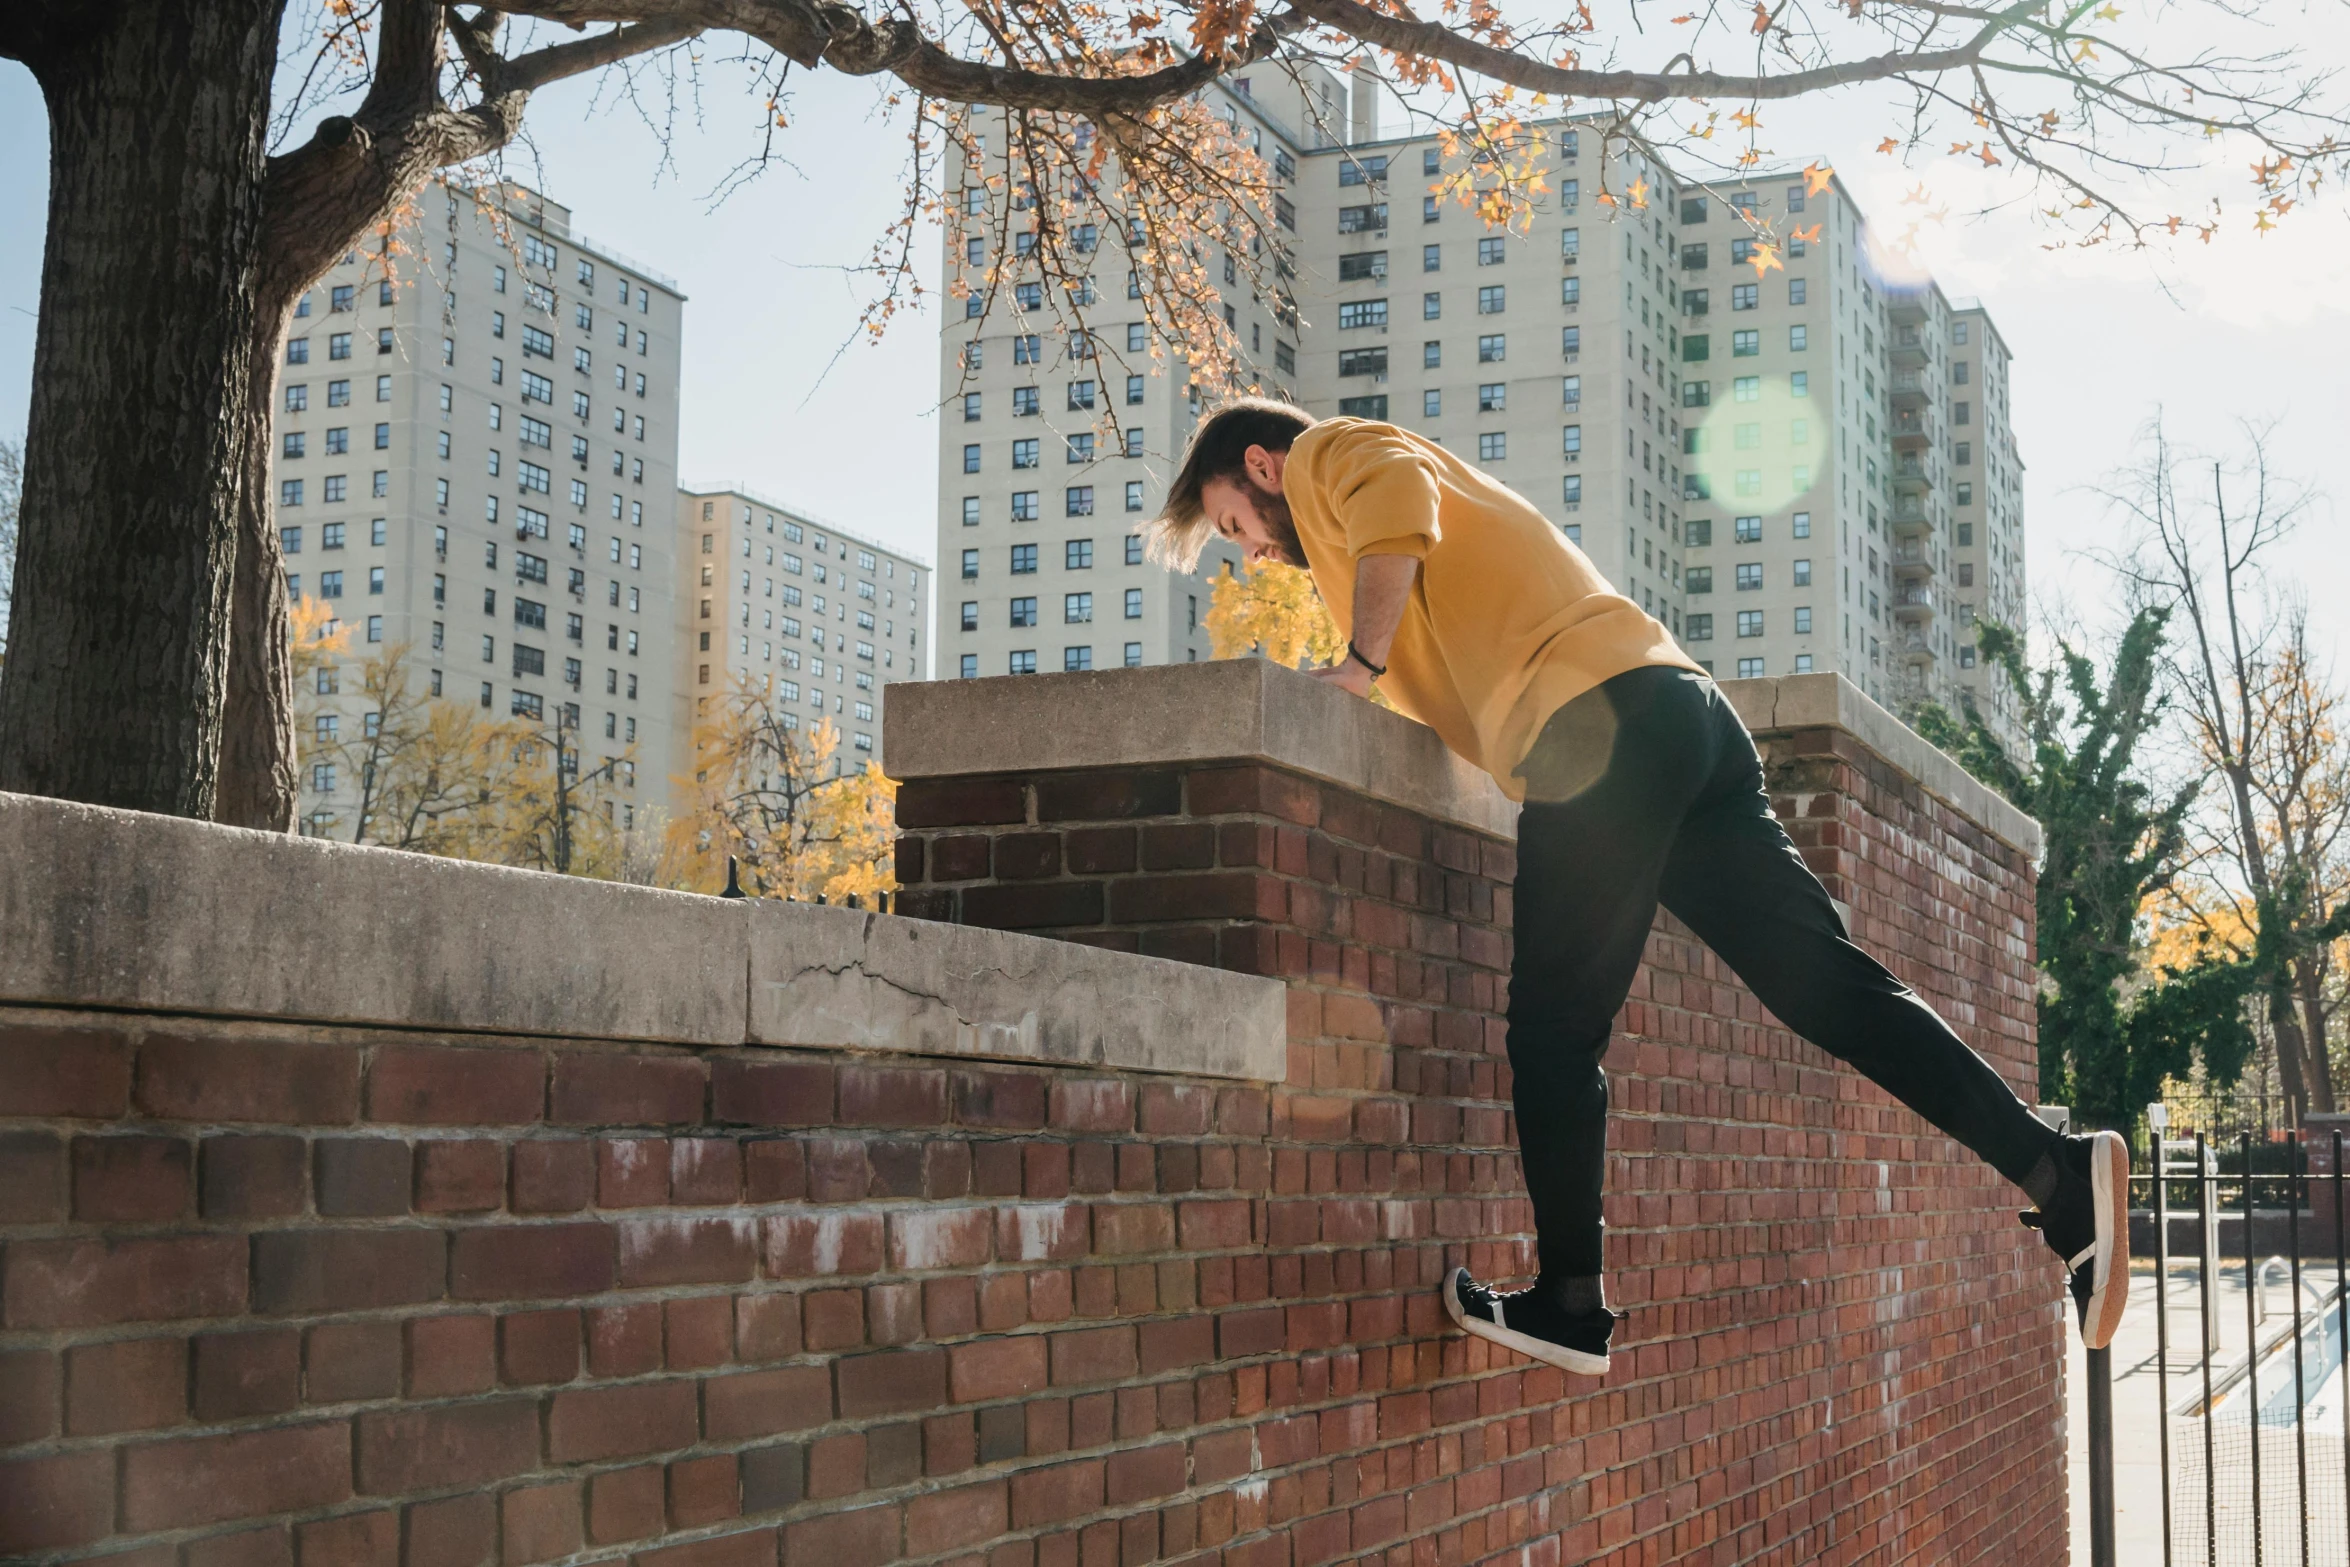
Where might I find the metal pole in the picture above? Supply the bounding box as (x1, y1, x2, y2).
(2200, 1131, 2217, 1567)
(2243, 1133, 2264, 1567)
(2287, 1136, 2308, 1567)
(2088, 1343, 2118, 1567)
(2155, 1144, 2175, 1567)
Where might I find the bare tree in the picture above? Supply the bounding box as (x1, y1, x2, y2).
(2, 0, 2344, 828)
(2099, 419, 2350, 1122)
(0, 436, 19, 657)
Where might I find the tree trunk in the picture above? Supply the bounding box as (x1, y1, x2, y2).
(2297, 954, 2337, 1114)
(0, 0, 286, 816)
(214, 293, 300, 830)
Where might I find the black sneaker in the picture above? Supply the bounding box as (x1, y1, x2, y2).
(1441, 1266, 1618, 1376)
(2020, 1129, 2130, 1350)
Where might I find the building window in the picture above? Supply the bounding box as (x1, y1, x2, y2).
(1735, 563, 1762, 590)
(1010, 597, 1038, 628)
(1009, 650, 1038, 675)
(1794, 607, 1813, 633)
(1734, 515, 1762, 543)
(1687, 614, 1712, 641)
(1788, 325, 1808, 351)
(1682, 335, 1708, 362)
(1732, 330, 1759, 356)
(1012, 439, 1039, 469)
(1736, 657, 1764, 678)
(1010, 544, 1038, 574)
(1686, 567, 1713, 594)
(1124, 588, 1143, 620)
(960, 653, 979, 678)
(1477, 433, 1506, 462)
(1066, 539, 1094, 569)
(1337, 300, 1389, 329)
(1478, 383, 1506, 413)
(1477, 286, 1506, 314)
(1065, 592, 1093, 623)
(1477, 335, 1505, 363)
(1011, 491, 1039, 522)
(962, 444, 981, 474)
(1124, 482, 1145, 513)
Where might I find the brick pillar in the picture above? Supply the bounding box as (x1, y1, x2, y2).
(888, 659, 2064, 1566)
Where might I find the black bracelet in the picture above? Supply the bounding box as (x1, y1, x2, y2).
(1347, 641, 1387, 678)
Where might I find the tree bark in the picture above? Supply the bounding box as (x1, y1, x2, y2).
(214, 290, 299, 829)
(2297, 954, 2337, 1113)
(0, 0, 287, 816)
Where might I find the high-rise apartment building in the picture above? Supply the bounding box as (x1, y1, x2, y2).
(938, 67, 2027, 750)
(677, 484, 929, 770)
(274, 183, 685, 832)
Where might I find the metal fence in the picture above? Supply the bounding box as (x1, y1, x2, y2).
(2089, 1131, 2350, 1566)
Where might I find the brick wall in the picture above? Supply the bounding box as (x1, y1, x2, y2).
(0, 668, 2063, 1566)
(887, 667, 2064, 1567)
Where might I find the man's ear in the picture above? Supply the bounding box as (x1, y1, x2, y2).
(1244, 444, 1287, 492)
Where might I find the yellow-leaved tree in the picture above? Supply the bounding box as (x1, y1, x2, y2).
(1205, 560, 1344, 671)
(671, 681, 897, 904)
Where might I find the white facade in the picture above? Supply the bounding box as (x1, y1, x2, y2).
(274, 183, 685, 830)
(940, 77, 2027, 744)
(677, 485, 929, 772)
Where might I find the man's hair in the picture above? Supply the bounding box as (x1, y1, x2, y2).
(1138, 397, 1315, 569)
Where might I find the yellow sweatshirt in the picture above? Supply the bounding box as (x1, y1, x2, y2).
(1282, 418, 1703, 800)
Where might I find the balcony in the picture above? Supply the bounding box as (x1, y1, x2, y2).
(1892, 457, 1931, 495)
(1890, 410, 1933, 452)
(1892, 544, 1934, 580)
(1887, 292, 1929, 327)
(1888, 370, 1931, 408)
(1893, 587, 1936, 623)
(1890, 327, 1929, 367)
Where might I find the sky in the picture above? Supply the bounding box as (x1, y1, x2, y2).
(1, 17, 2344, 668)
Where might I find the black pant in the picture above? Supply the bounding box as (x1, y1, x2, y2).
(1505, 665, 2059, 1278)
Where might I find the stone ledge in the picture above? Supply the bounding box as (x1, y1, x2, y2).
(0, 792, 1286, 1082)
(1720, 672, 2042, 857)
(886, 663, 2041, 857)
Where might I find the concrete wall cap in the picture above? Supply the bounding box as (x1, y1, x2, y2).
(0, 791, 1286, 1082)
(886, 663, 2041, 857)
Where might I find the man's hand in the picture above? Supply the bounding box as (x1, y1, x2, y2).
(1311, 658, 1375, 699)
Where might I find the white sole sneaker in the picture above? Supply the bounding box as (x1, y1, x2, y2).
(1441, 1266, 1611, 1376)
(2076, 1129, 2131, 1351)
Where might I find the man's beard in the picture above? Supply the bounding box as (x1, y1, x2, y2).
(1242, 477, 1306, 566)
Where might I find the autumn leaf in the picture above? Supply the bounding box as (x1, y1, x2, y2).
(1749, 241, 1784, 275)
(2164, 215, 2183, 234)
(1750, 0, 1771, 33)
(1876, 136, 1899, 155)
(2097, 1, 2121, 17)
(2254, 208, 2276, 233)
(2073, 39, 2097, 63)
(1978, 144, 2001, 167)
(1732, 107, 1760, 130)
(1670, 12, 1696, 21)
(1735, 148, 1762, 167)
(1802, 161, 1832, 195)
(1628, 175, 1650, 207)
(1949, 142, 1973, 156)
(1902, 181, 1930, 204)
(1791, 222, 1822, 244)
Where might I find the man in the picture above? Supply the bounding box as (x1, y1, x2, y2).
(1144, 399, 2127, 1376)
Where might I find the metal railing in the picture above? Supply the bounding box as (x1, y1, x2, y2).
(2087, 1130, 2350, 1566)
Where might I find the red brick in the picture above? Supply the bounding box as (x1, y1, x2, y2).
(135, 1033, 359, 1123)
(314, 1136, 413, 1216)
(837, 1347, 948, 1418)
(668, 1454, 741, 1528)
(950, 1335, 1049, 1402)
(502, 1481, 584, 1563)
(406, 1492, 498, 1567)
(599, 1137, 671, 1206)
(1, 1024, 132, 1117)
(782, 1503, 904, 1567)
(306, 1320, 403, 1403)
(65, 1334, 186, 1434)
(6, 1234, 246, 1327)
(908, 1482, 1010, 1556)
(744, 1139, 806, 1201)
(296, 1508, 399, 1566)
(1138, 1315, 1216, 1375)
(735, 1293, 801, 1361)
(616, 1215, 758, 1286)
(357, 1400, 540, 1493)
(671, 1137, 743, 1203)
(185, 1524, 293, 1567)
(802, 1288, 865, 1352)
(0, 1349, 59, 1443)
(449, 1221, 614, 1299)
(962, 881, 1104, 929)
(253, 1228, 444, 1314)
(1048, 1079, 1133, 1132)
(838, 1064, 948, 1128)
(762, 1211, 885, 1277)
(367, 1043, 544, 1124)
(1109, 871, 1281, 922)
(666, 1294, 734, 1369)
(928, 832, 992, 879)
(0, 1450, 114, 1553)
(201, 1133, 307, 1217)
(548, 1380, 699, 1462)
(1105, 1441, 1186, 1505)
(635, 1527, 780, 1567)
(70, 1133, 192, 1221)
(589, 1466, 666, 1544)
(888, 1205, 993, 1270)
(1140, 820, 1218, 870)
(1010, 1459, 1105, 1529)
(416, 1139, 506, 1213)
(500, 1308, 582, 1384)
(588, 1301, 664, 1377)
(1035, 768, 1182, 821)
(0, 1130, 64, 1222)
(705, 1366, 833, 1439)
(897, 776, 1026, 827)
(121, 1421, 352, 1531)
(405, 1315, 497, 1399)
(192, 1328, 300, 1420)
(1049, 1325, 1137, 1387)
(894, 834, 926, 881)
(711, 1058, 836, 1126)
(952, 1070, 1049, 1130)
(994, 831, 1062, 878)
(550, 1052, 706, 1125)
(509, 1140, 595, 1212)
